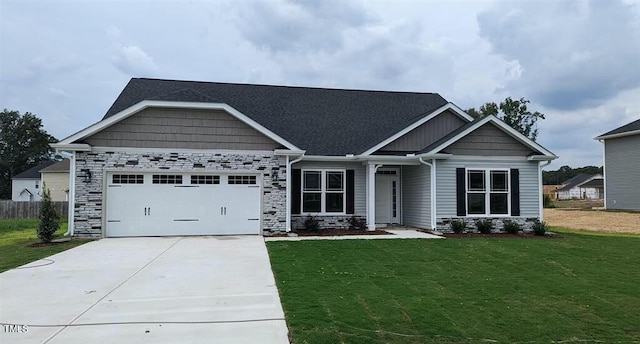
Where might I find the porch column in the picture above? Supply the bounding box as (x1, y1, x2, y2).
(366, 164, 381, 231)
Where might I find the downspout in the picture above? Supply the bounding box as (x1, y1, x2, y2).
(539, 160, 552, 221)
(58, 151, 75, 236)
(286, 154, 304, 232)
(419, 157, 436, 230)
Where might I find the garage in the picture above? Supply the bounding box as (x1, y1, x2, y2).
(105, 172, 261, 237)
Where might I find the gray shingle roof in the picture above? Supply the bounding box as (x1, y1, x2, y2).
(597, 118, 640, 138)
(102, 78, 449, 155)
(557, 174, 601, 191)
(12, 160, 57, 179)
(40, 159, 70, 172)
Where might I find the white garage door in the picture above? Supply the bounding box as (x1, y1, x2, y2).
(105, 172, 261, 237)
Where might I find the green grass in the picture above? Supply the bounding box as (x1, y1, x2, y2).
(0, 218, 92, 272)
(267, 232, 640, 343)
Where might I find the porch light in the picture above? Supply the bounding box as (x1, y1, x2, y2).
(272, 169, 279, 182)
(80, 169, 92, 183)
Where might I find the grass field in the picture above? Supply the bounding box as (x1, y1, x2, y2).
(0, 218, 91, 272)
(267, 231, 640, 343)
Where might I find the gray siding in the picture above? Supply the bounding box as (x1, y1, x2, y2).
(380, 110, 467, 152)
(444, 123, 536, 156)
(401, 165, 431, 229)
(436, 159, 540, 218)
(604, 135, 640, 210)
(84, 107, 280, 150)
(293, 161, 366, 216)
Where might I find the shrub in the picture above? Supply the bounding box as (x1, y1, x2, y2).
(450, 219, 466, 234)
(543, 194, 555, 208)
(38, 186, 60, 243)
(303, 216, 320, 232)
(503, 220, 521, 235)
(533, 220, 549, 236)
(347, 216, 366, 231)
(475, 219, 493, 234)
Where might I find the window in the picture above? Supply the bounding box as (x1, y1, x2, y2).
(466, 169, 509, 216)
(228, 175, 257, 185)
(191, 175, 220, 185)
(35, 181, 40, 189)
(113, 174, 144, 184)
(152, 174, 182, 184)
(302, 170, 345, 213)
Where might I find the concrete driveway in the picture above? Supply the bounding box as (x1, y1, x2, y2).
(0, 237, 289, 344)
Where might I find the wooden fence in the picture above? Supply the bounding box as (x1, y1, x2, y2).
(0, 201, 69, 219)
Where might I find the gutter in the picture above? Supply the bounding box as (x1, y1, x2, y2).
(279, 151, 306, 232)
(539, 160, 553, 222)
(419, 157, 437, 230)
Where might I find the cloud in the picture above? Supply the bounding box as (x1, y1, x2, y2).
(478, 0, 640, 111)
(235, 0, 375, 54)
(112, 45, 159, 76)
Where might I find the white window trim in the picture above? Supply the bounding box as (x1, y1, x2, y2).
(301, 169, 346, 215)
(465, 168, 511, 217)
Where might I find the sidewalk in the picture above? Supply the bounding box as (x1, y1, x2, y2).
(265, 228, 444, 242)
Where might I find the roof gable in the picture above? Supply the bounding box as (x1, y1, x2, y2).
(369, 106, 471, 155)
(40, 159, 70, 173)
(595, 118, 640, 140)
(422, 115, 556, 159)
(96, 78, 450, 155)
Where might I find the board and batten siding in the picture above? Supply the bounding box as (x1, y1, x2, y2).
(604, 135, 640, 210)
(444, 123, 536, 156)
(84, 107, 280, 150)
(379, 110, 467, 152)
(292, 161, 366, 216)
(435, 159, 540, 218)
(401, 165, 431, 228)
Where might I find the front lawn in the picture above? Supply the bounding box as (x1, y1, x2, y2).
(0, 218, 91, 272)
(267, 232, 640, 343)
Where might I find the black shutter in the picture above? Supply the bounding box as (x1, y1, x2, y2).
(346, 170, 355, 214)
(511, 169, 520, 216)
(292, 169, 301, 215)
(456, 168, 466, 216)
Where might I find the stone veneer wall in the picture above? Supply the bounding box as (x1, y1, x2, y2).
(291, 215, 367, 230)
(74, 150, 286, 237)
(436, 217, 539, 233)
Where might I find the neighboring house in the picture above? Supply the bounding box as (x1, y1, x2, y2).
(52, 78, 557, 238)
(40, 159, 70, 202)
(556, 173, 604, 200)
(542, 185, 561, 200)
(595, 118, 640, 210)
(11, 161, 57, 201)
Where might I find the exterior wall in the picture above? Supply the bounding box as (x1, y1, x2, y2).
(401, 164, 431, 229)
(605, 135, 640, 210)
(42, 172, 69, 202)
(444, 123, 536, 156)
(379, 110, 467, 152)
(11, 179, 41, 202)
(83, 108, 280, 151)
(291, 161, 366, 229)
(435, 158, 541, 232)
(74, 150, 286, 237)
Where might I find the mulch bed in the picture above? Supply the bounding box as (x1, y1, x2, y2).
(293, 229, 393, 236)
(442, 232, 560, 239)
(27, 241, 68, 247)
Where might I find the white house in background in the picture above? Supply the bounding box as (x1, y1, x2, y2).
(11, 160, 57, 201)
(556, 173, 604, 200)
(40, 159, 71, 201)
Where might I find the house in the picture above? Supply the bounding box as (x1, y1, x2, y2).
(40, 159, 71, 201)
(51, 78, 557, 238)
(595, 118, 640, 210)
(11, 160, 57, 201)
(556, 173, 604, 200)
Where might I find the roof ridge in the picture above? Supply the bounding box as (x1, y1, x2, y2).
(132, 77, 441, 95)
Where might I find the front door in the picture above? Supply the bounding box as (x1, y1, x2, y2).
(375, 169, 399, 224)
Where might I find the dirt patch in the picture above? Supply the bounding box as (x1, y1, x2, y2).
(544, 208, 640, 234)
(551, 199, 604, 209)
(293, 229, 393, 236)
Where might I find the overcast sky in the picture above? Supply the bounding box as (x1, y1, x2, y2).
(1, 0, 639, 169)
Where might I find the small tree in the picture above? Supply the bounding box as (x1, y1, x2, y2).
(38, 185, 60, 242)
(466, 97, 545, 141)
